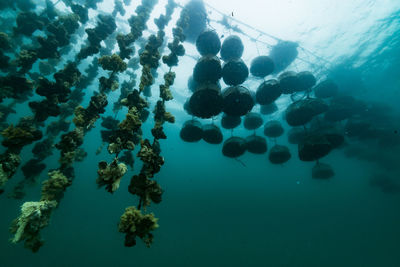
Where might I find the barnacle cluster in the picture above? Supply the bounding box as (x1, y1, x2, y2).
(10, 169, 70, 252)
(77, 14, 117, 60)
(162, 2, 187, 67)
(9, 200, 57, 252)
(73, 93, 108, 129)
(41, 170, 71, 202)
(30, 62, 81, 122)
(98, 54, 127, 93)
(118, 206, 159, 247)
(117, 0, 158, 59)
(0, 75, 33, 103)
(0, 152, 20, 191)
(96, 158, 128, 193)
(1, 118, 42, 153)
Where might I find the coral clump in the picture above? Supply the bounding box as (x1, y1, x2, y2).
(119, 107, 142, 132)
(0, 153, 21, 190)
(128, 173, 163, 208)
(96, 158, 127, 193)
(73, 93, 108, 129)
(118, 206, 159, 247)
(77, 14, 116, 60)
(55, 128, 84, 167)
(41, 170, 71, 202)
(16, 49, 37, 73)
(1, 122, 42, 153)
(10, 200, 57, 252)
(0, 75, 33, 103)
(151, 101, 175, 139)
(159, 72, 175, 101)
(98, 54, 127, 73)
(137, 139, 164, 178)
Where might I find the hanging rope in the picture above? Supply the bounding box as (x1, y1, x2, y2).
(203, 1, 332, 67)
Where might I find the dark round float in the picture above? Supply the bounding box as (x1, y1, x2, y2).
(312, 162, 335, 179)
(189, 83, 223, 118)
(285, 98, 328, 126)
(220, 35, 244, 61)
(193, 56, 222, 84)
(221, 59, 249, 86)
(260, 103, 278, 115)
(256, 79, 282, 105)
(298, 134, 332, 161)
(196, 30, 221, 56)
(296, 71, 316, 92)
(278, 71, 299, 94)
(222, 136, 246, 158)
(269, 145, 291, 164)
(244, 112, 263, 130)
(180, 120, 203, 142)
(222, 85, 254, 116)
(245, 135, 267, 154)
(221, 114, 241, 129)
(263, 120, 284, 138)
(202, 124, 223, 144)
(250, 56, 274, 78)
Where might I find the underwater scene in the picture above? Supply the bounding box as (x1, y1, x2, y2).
(1, 0, 400, 266)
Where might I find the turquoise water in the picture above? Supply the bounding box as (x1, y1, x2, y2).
(1, 0, 400, 266)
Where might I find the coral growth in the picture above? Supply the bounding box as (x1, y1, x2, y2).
(98, 54, 127, 73)
(0, 75, 33, 103)
(128, 173, 163, 208)
(10, 200, 57, 252)
(118, 206, 159, 247)
(96, 158, 127, 193)
(1, 121, 42, 153)
(41, 170, 71, 202)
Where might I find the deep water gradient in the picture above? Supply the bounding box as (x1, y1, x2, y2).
(1, 0, 400, 266)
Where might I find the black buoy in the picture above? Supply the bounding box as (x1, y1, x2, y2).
(314, 79, 338, 98)
(285, 98, 328, 126)
(196, 30, 221, 56)
(221, 114, 241, 129)
(245, 135, 267, 154)
(222, 85, 254, 116)
(269, 145, 291, 164)
(298, 134, 332, 161)
(250, 56, 274, 78)
(296, 71, 316, 92)
(243, 112, 263, 130)
(260, 103, 278, 115)
(202, 124, 223, 144)
(220, 35, 244, 61)
(180, 120, 203, 142)
(312, 162, 335, 179)
(263, 120, 284, 138)
(278, 71, 299, 94)
(189, 83, 223, 118)
(193, 56, 222, 84)
(256, 79, 282, 105)
(222, 59, 249, 86)
(222, 136, 246, 158)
